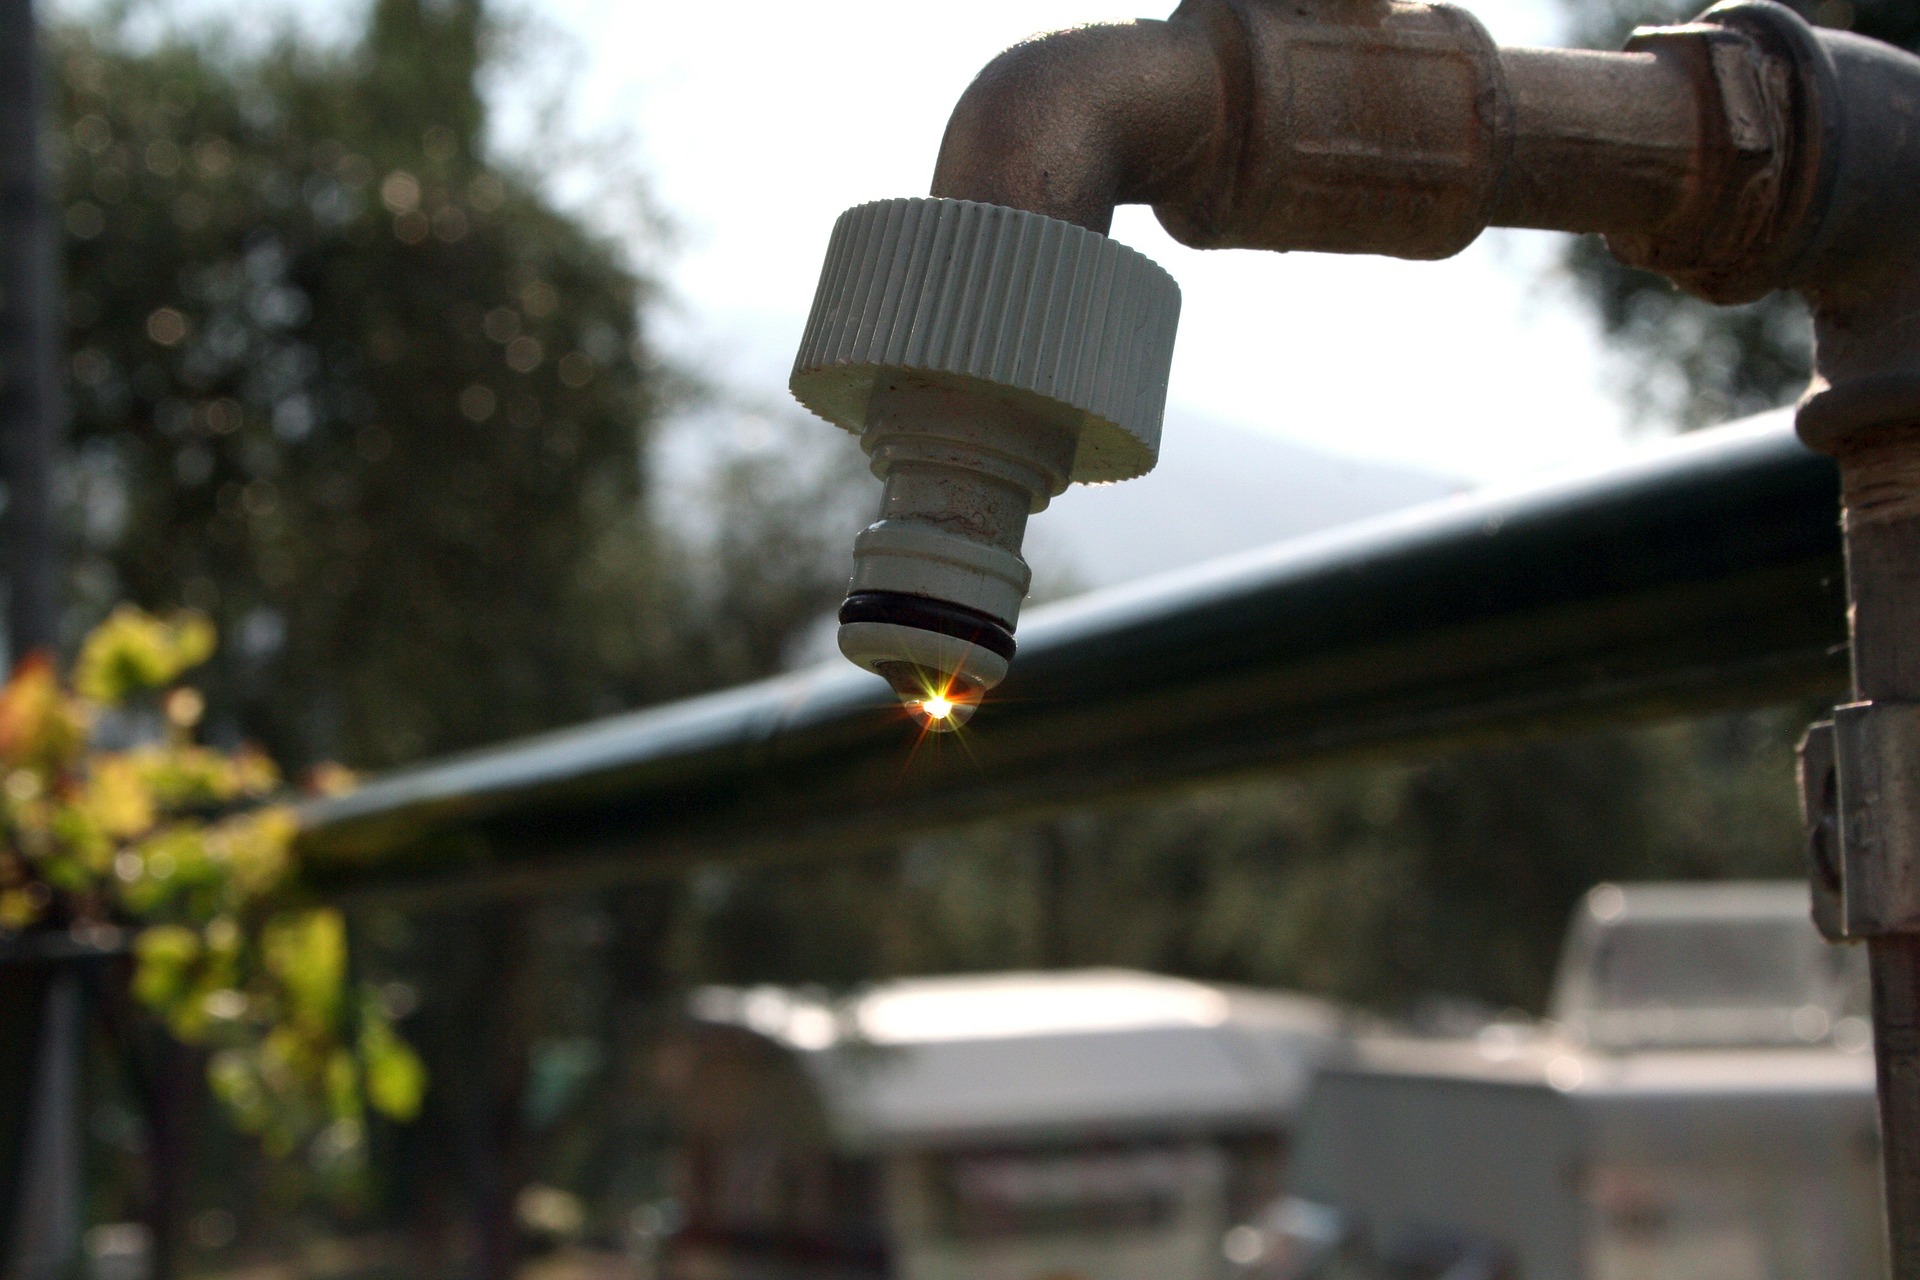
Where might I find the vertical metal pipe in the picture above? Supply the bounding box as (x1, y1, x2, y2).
(0, 0, 62, 660)
(0, 965, 51, 1280)
(1835, 431, 1920, 1278)
(6, 970, 83, 1280)
(1873, 937, 1920, 1277)
(0, 2, 71, 1275)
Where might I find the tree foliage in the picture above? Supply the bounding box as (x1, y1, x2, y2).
(47, 1, 865, 1264)
(0, 606, 420, 1167)
(55, 0, 667, 770)
(1560, 0, 1920, 427)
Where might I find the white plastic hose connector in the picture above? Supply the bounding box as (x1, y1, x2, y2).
(792, 197, 1182, 483)
(791, 197, 1180, 715)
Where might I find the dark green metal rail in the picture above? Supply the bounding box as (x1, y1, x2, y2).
(297, 414, 1848, 904)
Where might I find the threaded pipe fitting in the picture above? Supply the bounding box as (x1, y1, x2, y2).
(791, 198, 1180, 720)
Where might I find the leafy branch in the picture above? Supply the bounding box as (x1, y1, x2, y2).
(0, 606, 422, 1164)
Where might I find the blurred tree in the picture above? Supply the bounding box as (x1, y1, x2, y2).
(55, 0, 676, 771)
(51, 3, 864, 1274)
(1559, 0, 1920, 428)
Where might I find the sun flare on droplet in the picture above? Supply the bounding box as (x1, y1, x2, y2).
(901, 676, 980, 734)
(909, 685, 977, 732)
(872, 658, 987, 735)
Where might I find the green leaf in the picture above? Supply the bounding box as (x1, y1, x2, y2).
(360, 1000, 426, 1121)
(264, 909, 347, 1032)
(73, 606, 215, 704)
(131, 924, 202, 1019)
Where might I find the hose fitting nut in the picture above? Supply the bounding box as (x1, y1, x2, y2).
(792, 197, 1180, 710)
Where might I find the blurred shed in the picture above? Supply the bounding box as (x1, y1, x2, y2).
(655, 969, 1344, 1280)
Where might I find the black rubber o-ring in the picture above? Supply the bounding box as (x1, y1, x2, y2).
(838, 591, 1017, 662)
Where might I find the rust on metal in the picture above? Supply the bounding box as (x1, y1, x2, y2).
(928, 0, 1793, 264)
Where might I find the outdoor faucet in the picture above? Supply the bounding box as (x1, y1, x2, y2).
(790, 17, 1920, 1252)
(791, 0, 1920, 733)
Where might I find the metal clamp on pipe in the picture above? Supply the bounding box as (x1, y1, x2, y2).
(1801, 718, 1846, 941)
(1801, 703, 1920, 943)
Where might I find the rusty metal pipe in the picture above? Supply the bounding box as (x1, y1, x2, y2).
(1777, 24, 1920, 1276)
(1493, 47, 1703, 235)
(930, 18, 1226, 235)
(930, 0, 1723, 260)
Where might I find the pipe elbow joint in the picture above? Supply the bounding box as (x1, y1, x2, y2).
(930, 17, 1229, 235)
(930, 0, 1518, 262)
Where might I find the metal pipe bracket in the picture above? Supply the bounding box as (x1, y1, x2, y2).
(1800, 701, 1920, 942)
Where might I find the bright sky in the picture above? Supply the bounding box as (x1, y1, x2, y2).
(75, 0, 1640, 485)
(523, 0, 1636, 485)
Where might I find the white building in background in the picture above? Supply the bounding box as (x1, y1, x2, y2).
(653, 969, 1346, 1280)
(1282, 883, 1882, 1280)
(652, 885, 1885, 1280)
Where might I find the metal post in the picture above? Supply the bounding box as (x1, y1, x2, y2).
(7, 970, 84, 1280)
(1876, 937, 1920, 1274)
(0, 2, 72, 1272)
(0, 966, 54, 1279)
(0, 0, 62, 661)
(1798, 467, 1920, 1278)
(1855, 511, 1920, 1276)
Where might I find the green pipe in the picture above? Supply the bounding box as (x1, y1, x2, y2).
(297, 414, 1846, 904)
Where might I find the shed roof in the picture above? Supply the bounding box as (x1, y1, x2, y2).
(686, 969, 1345, 1149)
